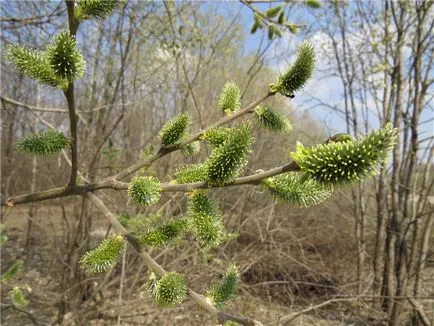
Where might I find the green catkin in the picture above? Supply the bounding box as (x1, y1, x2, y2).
(10, 287, 28, 308)
(218, 82, 241, 115)
(173, 164, 207, 183)
(128, 176, 162, 206)
(254, 106, 292, 133)
(79, 235, 124, 273)
(205, 123, 253, 185)
(139, 218, 188, 247)
(5, 45, 60, 87)
(272, 42, 315, 97)
(187, 191, 225, 247)
(263, 172, 332, 207)
(16, 130, 69, 156)
(1, 260, 24, 283)
(75, 0, 120, 21)
(159, 113, 191, 148)
(206, 264, 238, 308)
(46, 30, 86, 82)
(147, 272, 187, 307)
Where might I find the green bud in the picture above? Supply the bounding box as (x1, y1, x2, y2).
(187, 191, 225, 247)
(128, 176, 162, 206)
(305, 0, 322, 9)
(16, 130, 69, 156)
(79, 235, 124, 273)
(265, 6, 282, 18)
(218, 82, 241, 115)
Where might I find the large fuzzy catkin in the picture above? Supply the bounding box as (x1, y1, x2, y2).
(291, 123, 398, 186)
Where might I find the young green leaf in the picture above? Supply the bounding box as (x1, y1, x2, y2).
(75, 0, 120, 21)
(79, 235, 124, 273)
(277, 11, 285, 24)
(263, 172, 332, 207)
(205, 123, 253, 185)
(16, 130, 69, 156)
(46, 30, 86, 82)
(291, 124, 398, 186)
(159, 113, 191, 148)
(147, 272, 187, 307)
(254, 106, 292, 133)
(5, 45, 60, 87)
(218, 82, 241, 115)
(271, 42, 315, 97)
(128, 176, 162, 206)
(265, 6, 282, 18)
(305, 0, 322, 9)
(206, 264, 238, 308)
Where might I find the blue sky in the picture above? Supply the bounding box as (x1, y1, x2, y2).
(209, 1, 433, 145)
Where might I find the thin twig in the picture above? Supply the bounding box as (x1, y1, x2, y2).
(1, 303, 40, 326)
(0, 96, 131, 113)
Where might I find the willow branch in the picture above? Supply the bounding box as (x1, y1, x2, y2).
(239, 0, 304, 29)
(2, 161, 299, 206)
(85, 192, 263, 326)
